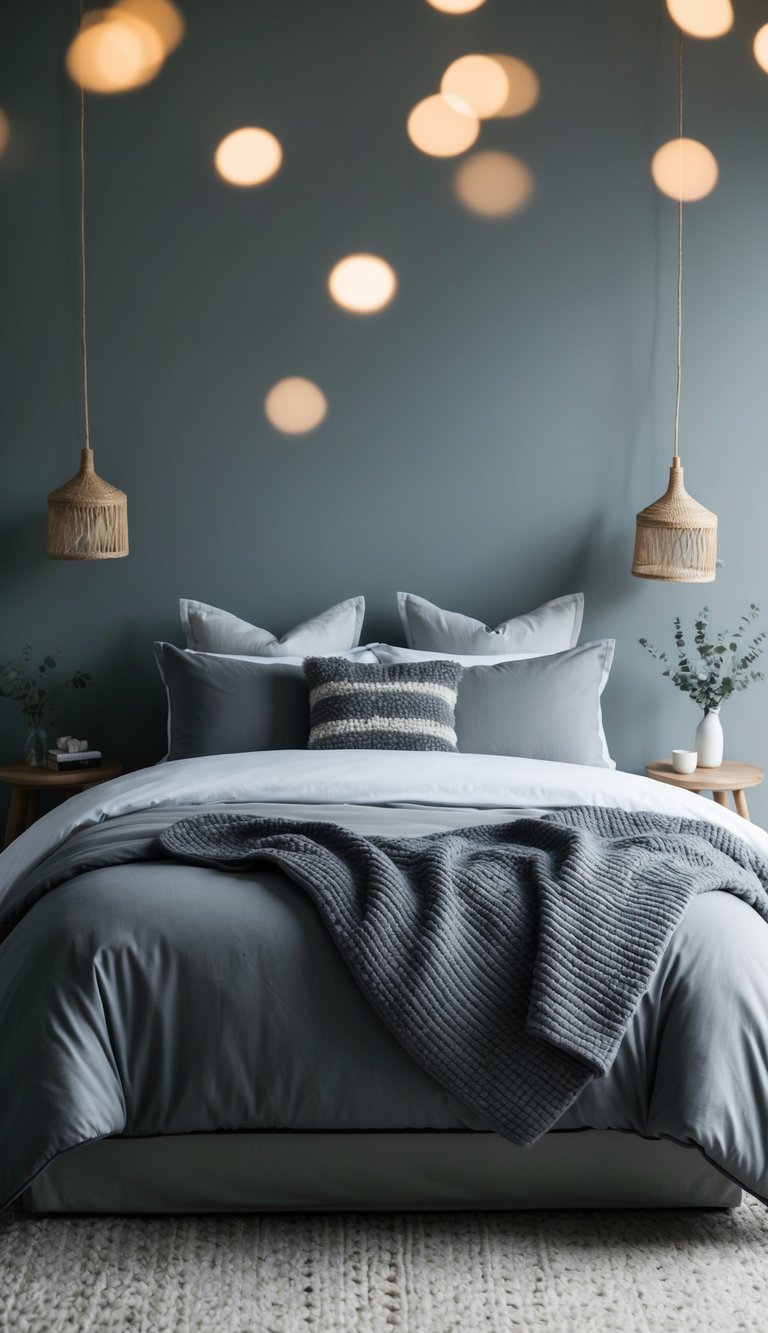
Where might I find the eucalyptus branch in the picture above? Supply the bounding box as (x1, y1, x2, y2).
(640, 606, 765, 712)
(0, 648, 91, 726)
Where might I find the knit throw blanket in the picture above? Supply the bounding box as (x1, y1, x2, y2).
(160, 805, 768, 1145)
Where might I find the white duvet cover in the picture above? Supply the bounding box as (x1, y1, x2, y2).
(3, 749, 766, 892)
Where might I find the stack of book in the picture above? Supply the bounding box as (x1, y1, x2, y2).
(46, 749, 102, 772)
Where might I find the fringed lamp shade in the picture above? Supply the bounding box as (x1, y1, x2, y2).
(631, 456, 716, 583)
(46, 448, 128, 560)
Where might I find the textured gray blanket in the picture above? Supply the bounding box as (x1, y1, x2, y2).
(160, 805, 768, 1145)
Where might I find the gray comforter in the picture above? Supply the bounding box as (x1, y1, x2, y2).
(160, 805, 768, 1147)
(3, 799, 768, 1209)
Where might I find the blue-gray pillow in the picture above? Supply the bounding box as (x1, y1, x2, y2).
(155, 643, 310, 759)
(454, 641, 615, 768)
(304, 657, 463, 752)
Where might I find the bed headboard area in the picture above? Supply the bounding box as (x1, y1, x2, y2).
(0, 0, 765, 822)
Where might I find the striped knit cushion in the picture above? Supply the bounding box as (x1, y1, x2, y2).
(304, 657, 463, 752)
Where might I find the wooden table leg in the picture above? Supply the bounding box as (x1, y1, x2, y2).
(4, 787, 30, 848)
(713, 791, 729, 809)
(733, 789, 750, 821)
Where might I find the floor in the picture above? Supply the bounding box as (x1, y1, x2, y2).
(1, 1199, 765, 1331)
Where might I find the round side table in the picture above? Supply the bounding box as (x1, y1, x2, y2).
(645, 760, 763, 822)
(0, 760, 123, 849)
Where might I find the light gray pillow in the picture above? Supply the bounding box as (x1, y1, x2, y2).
(180, 596, 365, 657)
(155, 643, 310, 759)
(397, 592, 583, 655)
(455, 641, 614, 768)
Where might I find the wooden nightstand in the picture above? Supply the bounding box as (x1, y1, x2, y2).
(0, 760, 123, 848)
(645, 760, 764, 822)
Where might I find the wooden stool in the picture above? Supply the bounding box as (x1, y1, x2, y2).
(0, 760, 123, 848)
(644, 760, 764, 822)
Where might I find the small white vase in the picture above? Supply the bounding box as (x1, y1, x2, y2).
(695, 708, 724, 769)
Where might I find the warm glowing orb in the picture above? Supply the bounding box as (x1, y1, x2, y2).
(666, 0, 733, 38)
(328, 254, 397, 314)
(425, 0, 487, 11)
(65, 10, 165, 92)
(441, 55, 509, 119)
(651, 137, 718, 201)
(454, 151, 535, 217)
(265, 378, 328, 435)
(754, 24, 768, 73)
(214, 128, 283, 186)
(488, 55, 540, 117)
(115, 0, 185, 55)
(0, 109, 9, 157)
(407, 93, 479, 157)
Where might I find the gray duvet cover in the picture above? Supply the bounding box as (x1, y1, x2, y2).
(2, 796, 768, 1210)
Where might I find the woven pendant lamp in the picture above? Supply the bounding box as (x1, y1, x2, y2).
(631, 31, 716, 583)
(631, 457, 716, 582)
(47, 18, 128, 561)
(47, 448, 128, 560)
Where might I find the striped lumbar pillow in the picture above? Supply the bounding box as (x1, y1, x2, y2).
(304, 657, 463, 752)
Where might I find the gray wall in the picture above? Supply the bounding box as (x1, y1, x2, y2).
(1, 0, 767, 820)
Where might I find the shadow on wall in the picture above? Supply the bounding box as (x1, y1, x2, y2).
(0, 514, 45, 591)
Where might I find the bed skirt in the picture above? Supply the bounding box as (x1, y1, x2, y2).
(20, 1130, 741, 1213)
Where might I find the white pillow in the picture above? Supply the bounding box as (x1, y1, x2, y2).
(370, 644, 544, 666)
(397, 592, 583, 655)
(180, 646, 378, 666)
(180, 597, 365, 657)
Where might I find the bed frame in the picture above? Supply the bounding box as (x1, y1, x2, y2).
(20, 1130, 740, 1213)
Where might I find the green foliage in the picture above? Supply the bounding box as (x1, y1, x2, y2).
(639, 606, 765, 712)
(0, 647, 91, 726)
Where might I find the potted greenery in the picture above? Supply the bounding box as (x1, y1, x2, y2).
(640, 606, 765, 767)
(0, 648, 91, 767)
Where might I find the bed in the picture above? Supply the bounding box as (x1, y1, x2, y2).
(2, 749, 767, 1214)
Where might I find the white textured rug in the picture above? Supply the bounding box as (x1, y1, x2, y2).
(1, 1201, 766, 1332)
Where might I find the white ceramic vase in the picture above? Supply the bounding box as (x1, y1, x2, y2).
(695, 708, 724, 769)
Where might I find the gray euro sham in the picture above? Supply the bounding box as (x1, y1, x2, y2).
(155, 643, 310, 758)
(397, 591, 584, 655)
(455, 641, 614, 767)
(372, 640, 614, 767)
(180, 596, 365, 656)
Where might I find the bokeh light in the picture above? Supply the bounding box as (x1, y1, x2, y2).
(489, 56, 540, 117)
(454, 151, 535, 217)
(754, 24, 768, 73)
(214, 127, 283, 186)
(666, 0, 733, 38)
(407, 93, 479, 157)
(65, 9, 165, 93)
(327, 254, 397, 314)
(115, 0, 185, 55)
(441, 55, 509, 119)
(0, 109, 9, 157)
(425, 0, 487, 11)
(651, 137, 718, 201)
(264, 378, 328, 435)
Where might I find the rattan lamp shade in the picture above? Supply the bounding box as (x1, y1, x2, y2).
(47, 447, 128, 560)
(631, 456, 716, 583)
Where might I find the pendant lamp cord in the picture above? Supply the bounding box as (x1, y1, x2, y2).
(673, 29, 683, 460)
(79, 0, 91, 451)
